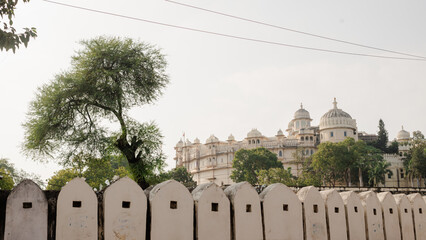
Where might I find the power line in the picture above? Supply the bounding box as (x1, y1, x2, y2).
(166, 0, 426, 60)
(42, 0, 426, 61)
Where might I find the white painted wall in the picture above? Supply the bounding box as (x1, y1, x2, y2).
(394, 194, 415, 240)
(408, 193, 426, 240)
(297, 186, 328, 240)
(56, 178, 98, 240)
(320, 189, 347, 240)
(359, 191, 384, 240)
(377, 192, 401, 240)
(103, 177, 146, 240)
(340, 191, 366, 240)
(260, 183, 303, 240)
(149, 180, 193, 240)
(225, 182, 263, 240)
(193, 182, 231, 240)
(4, 180, 48, 240)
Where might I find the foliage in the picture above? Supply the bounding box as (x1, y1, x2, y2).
(0, 168, 15, 190)
(46, 154, 131, 190)
(387, 140, 399, 154)
(166, 166, 196, 188)
(367, 157, 391, 186)
(403, 131, 426, 186)
(375, 119, 389, 152)
(23, 36, 169, 188)
(311, 142, 348, 187)
(0, 158, 44, 187)
(0, 0, 37, 52)
(46, 168, 79, 190)
(257, 168, 295, 185)
(231, 147, 283, 185)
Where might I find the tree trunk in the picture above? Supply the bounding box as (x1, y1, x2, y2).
(359, 168, 363, 187)
(348, 169, 352, 187)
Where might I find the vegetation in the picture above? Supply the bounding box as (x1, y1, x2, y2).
(0, 168, 15, 190)
(46, 154, 130, 190)
(0, 0, 37, 52)
(23, 36, 169, 188)
(231, 147, 283, 185)
(402, 131, 426, 187)
(159, 166, 196, 188)
(0, 158, 44, 187)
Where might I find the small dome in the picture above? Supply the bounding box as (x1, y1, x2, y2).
(247, 128, 262, 138)
(294, 103, 311, 119)
(228, 134, 235, 141)
(176, 139, 183, 147)
(276, 129, 284, 136)
(185, 139, 192, 145)
(206, 135, 219, 144)
(397, 126, 410, 140)
(194, 138, 200, 144)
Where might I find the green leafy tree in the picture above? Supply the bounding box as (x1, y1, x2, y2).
(23, 36, 169, 188)
(0, 0, 37, 52)
(403, 131, 426, 187)
(311, 142, 349, 187)
(0, 168, 15, 190)
(387, 140, 399, 154)
(46, 154, 131, 190)
(375, 119, 389, 152)
(257, 167, 295, 186)
(166, 166, 196, 188)
(367, 157, 391, 186)
(46, 168, 79, 190)
(0, 158, 44, 187)
(231, 147, 283, 185)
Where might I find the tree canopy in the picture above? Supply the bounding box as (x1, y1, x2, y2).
(0, 0, 37, 52)
(0, 158, 44, 187)
(231, 147, 283, 185)
(23, 36, 169, 188)
(402, 131, 426, 187)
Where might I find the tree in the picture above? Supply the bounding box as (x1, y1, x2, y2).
(23, 36, 169, 188)
(0, 0, 37, 52)
(387, 140, 399, 154)
(46, 168, 79, 190)
(46, 154, 131, 190)
(375, 119, 389, 152)
(0, 158, 44, 187)
(0, 168, 15, 190)
(166, 166, 196, 188)
(403, 131, 426, 187)
(367, 158, 391, 187)
(257, 167, 295, 186)
(230, 147, 283, 185)
(311, 142, 350, 187)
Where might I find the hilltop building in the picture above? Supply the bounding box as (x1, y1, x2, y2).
(175, 98, 364, 186)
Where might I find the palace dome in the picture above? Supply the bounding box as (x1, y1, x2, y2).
(194, 138, 200, 144)
(294, 103, 311, 119)
(206, 135, 219, 144)
(227, 134, 235, 141)
(276, 129, 284, 136)
(247, 129, 262, 138)
(397, 127, 410, 140)
(319, 98, 356, 130)
(176, 139, 183, 147)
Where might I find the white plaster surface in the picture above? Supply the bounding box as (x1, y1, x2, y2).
(394, 194, 415, 240)
(104, 177, 146, 240)
(149, 180, 193, 240)
(358, 191, 384, 240)
(4, 180, 47, 240)
(320, 189, 347, 240)
(408, 193, 426, 240)
(297, 186, 327, 240)
(56, 178, 98, 240)
(340, 191, 366, 240)
(224, 182, 263, 240)
(192, 182, 230, 240)
(377, 192, 401, 240)
(259, 183, 303, 240)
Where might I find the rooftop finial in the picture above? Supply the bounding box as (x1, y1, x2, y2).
(333, 98, 337, 109)
(300, 103, 303, 109)
(402, 125, 404, 130)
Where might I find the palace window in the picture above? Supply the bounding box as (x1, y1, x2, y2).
(344, 131, 347, 137)
(279, 150, 283, 157)
(330, 132, 334, 137)
(257, 139, 260, 144)
(400, 169, 404, 179)
(301, 137, 304, 141)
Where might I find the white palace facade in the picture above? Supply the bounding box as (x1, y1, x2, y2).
(174, 98, 414, 187)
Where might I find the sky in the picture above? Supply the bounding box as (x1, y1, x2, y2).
(1, 0, 425, 185)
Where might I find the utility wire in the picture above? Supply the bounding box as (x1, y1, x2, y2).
(42, 0, 426, 61)
(166, 0, 426, 60)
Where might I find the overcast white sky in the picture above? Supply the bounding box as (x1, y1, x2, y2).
(1, 0, 425, 184)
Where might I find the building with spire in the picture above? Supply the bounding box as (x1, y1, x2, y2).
(174, 98, 414, 187)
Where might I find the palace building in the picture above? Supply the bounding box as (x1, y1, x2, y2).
(174, 98, 415, 187)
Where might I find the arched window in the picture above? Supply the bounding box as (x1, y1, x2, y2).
(279, 150, 283, 157)
(306, 149, 309, 155)
(301, 137, 304, 141)
(257, 139, 260, 144)
(310, 136, 313, 141)
(344, 131, 347, 137)
(330, 132, 334, 137)
(310, 149, 313, 155)
(248, 140, 251, 144)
